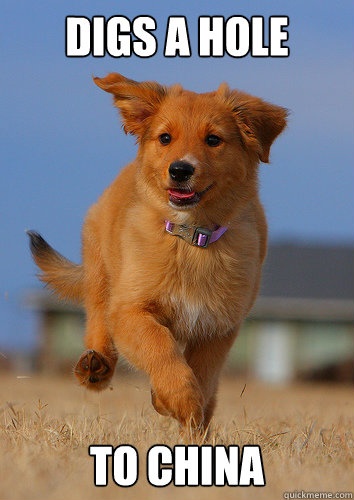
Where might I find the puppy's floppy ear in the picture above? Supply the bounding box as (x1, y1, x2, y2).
(217, 84, 288, 163)
(93, 73, 167, 137)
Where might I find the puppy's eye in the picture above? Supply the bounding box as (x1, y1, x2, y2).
(159, 133, 171, 145)
(206, 135, 222, 147)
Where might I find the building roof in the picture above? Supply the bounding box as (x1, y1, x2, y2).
(248, 243, 354, 322)
(260, 243, 354, 300)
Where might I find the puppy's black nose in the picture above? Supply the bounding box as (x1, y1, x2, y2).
(169, 161, 195, 182)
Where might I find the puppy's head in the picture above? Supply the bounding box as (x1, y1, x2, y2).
(94, 73, 288, 223)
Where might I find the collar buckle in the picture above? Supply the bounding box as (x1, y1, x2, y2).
(164, 220, 228, 248)
(192, 227, 212, 248)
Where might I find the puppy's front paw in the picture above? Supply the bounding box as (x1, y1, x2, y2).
(153, 375, 204, 429)
(74, 350, 114, 391)
(176, 384, 204, 429)
(151, 389, 170, 416)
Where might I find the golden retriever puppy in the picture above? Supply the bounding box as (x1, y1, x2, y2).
(28, 73, 287, 430)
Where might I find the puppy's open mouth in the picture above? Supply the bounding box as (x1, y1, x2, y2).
(168, 185, 213, 208)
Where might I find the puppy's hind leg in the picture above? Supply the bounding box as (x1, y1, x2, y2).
(74, 238, 118, 391)
(184, 328, 239, 431)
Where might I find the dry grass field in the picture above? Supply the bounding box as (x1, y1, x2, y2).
(0, 371, 353, 500)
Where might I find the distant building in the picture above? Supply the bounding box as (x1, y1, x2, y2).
(233, 243, 353, 383)
(25, 243, 354, 382)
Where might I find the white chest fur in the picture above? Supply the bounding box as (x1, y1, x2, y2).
(162, 293, 235, 341)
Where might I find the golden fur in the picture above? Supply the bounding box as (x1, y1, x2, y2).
(28, 73, 287, 430)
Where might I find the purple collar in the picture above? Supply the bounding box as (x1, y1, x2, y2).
(165, 220, 228, 248)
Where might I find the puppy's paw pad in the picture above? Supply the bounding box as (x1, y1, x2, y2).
(75, 350, 112, 391)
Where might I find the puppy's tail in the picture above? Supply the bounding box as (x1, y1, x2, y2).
(26, 230, 84, 303)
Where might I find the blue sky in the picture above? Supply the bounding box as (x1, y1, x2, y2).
(0, 1, 353, 352)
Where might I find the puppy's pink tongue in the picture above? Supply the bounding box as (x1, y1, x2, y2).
(168, 189, 195, 199)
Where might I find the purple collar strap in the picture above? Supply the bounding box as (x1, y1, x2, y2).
(165, 220, 228, 248)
